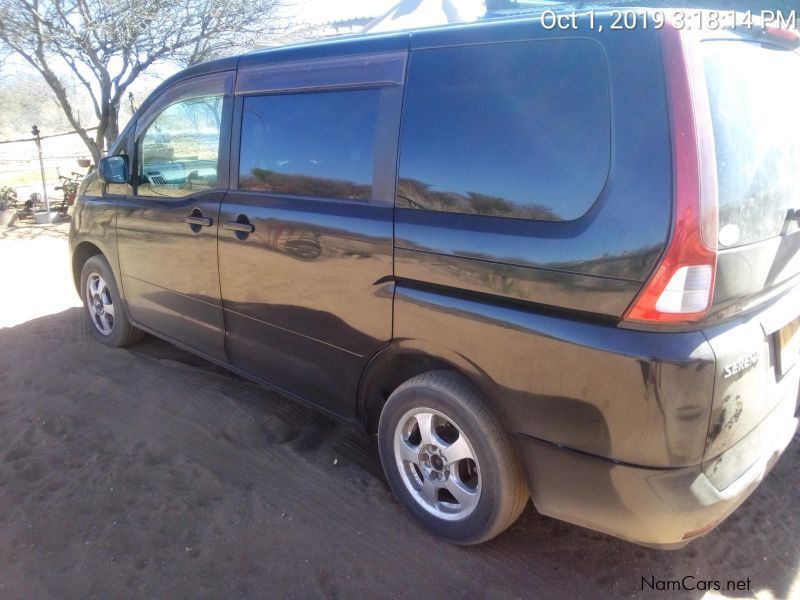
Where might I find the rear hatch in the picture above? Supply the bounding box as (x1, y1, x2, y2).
(704, 37, 800, 314)
(699, 31, 800, 483)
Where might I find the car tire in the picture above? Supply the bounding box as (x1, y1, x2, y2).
(80, 254, 144, 348)
(378, 370, 529, 544)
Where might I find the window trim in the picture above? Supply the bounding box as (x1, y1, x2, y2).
(234, 52, 407, 96)
(135, 71, 234, 138)
(230, 84, 403, 204)
(230, 53, 407, 203)
(131, 71, 235, 199)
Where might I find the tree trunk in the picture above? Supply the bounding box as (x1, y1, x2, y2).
(40, 67, 103, 164)
(104, 101, 120, 151)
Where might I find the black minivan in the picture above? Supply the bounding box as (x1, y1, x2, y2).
(70, 10, 800, 548)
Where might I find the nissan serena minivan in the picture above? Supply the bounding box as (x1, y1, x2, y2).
(69, 10, 800, 548)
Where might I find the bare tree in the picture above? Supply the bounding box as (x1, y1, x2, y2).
(0, 0, 291, 163)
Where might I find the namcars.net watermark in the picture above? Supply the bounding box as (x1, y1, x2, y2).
(642, 576, 752, 593)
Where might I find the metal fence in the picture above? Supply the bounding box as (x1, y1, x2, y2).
(0, 128, 96, 205)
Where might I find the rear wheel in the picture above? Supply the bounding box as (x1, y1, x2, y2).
(80, 255, 144, 347)
(378, 371, 528, 544)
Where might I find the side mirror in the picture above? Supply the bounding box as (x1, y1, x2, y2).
(98, 155, 129, 184)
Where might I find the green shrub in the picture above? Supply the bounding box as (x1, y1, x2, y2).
(0, 186, 18, 212)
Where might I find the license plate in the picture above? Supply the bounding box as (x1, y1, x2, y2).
(776, 316, 800, 376)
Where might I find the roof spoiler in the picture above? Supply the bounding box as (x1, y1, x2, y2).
(749, 24, 800, 50)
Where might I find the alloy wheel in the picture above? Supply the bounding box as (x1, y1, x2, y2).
(393, 407, 481, 521)
(86, 272, 115, 335)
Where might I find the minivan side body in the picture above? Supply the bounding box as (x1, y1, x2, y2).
(70, 11, 800, 548)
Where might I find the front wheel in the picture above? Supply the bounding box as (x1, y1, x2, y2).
(378, 371, 529, 544)
(80, 254, 144, 347)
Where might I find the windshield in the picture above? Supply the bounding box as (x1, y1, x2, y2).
(702, 40, 800, 248)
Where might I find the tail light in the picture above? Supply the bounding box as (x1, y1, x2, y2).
(624, 24, 719, 325)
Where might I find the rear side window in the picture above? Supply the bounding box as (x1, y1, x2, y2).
(239, 89, 380, 201)
(397, 39, 611, 221)
(702, 41, 800, 248)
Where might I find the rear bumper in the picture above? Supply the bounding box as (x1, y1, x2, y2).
(515, 386, 799, 548)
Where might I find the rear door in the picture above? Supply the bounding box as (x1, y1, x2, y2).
(704, 37, 800, 313)
(218, 52, 404, 415)
(699, 34, 800, 473)
(116, 71, 234, 360)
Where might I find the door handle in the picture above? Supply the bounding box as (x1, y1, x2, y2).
(185, 215, 213, 227)
(223, 221, 255, 233)
(185, 209, 213, 233)
(223, 215, 255, 235)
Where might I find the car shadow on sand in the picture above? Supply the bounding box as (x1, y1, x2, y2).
(124, 314, 800, 599)
(1, 307, 797, 599)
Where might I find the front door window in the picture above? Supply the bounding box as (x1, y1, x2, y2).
(137, 95, 223, 198)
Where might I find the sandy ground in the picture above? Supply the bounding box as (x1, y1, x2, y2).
(0, 223, 798, 599)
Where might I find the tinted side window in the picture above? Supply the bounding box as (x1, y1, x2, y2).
(397, 40, 611, 221)
(137, 95, 223, 198)
(239, 89, 380, 201)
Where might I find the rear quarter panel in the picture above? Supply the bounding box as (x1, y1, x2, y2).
(394, 287, 715, 468)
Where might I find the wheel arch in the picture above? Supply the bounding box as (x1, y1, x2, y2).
(357, 339, 499, 434)
(72, 241, 104, 293)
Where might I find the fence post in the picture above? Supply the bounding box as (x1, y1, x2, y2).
(31, 124, 51, 223)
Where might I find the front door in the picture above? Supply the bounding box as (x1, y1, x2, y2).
(116, 72, 234, 360)
(218, 53, 405, 414)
